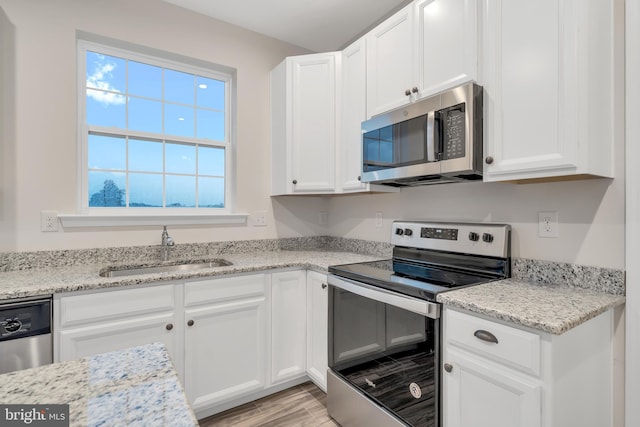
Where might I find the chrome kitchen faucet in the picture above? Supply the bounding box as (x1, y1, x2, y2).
(161, 226, 175, 260)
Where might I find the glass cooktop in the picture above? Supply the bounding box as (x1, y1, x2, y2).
(328, 259, 496, 301)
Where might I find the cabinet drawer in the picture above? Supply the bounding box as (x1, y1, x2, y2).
(445, 308, 541, 376)
(58, 285, 175, 328)
(184, 273, 267, 307)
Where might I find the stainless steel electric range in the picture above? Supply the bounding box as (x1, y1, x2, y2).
(327, 221, 511, 427)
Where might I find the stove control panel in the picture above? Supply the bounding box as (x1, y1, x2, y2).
(391, 221, 511, 258)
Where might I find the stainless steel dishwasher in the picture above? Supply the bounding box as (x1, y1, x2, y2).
(0, 297, 52, 374)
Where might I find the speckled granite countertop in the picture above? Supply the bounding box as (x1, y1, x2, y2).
(437, 279, 625, 335)
(0, 239, 626, 335)
(0, 250, 381, 300)
(0, 342, 197, 427)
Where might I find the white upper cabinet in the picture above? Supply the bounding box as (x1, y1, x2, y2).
(271, 53, 340, 195)
(482, 0, 616, 182)
(366, 0, 478, 118)
(415, 0, 478, 97)
(366, 4, 415, 117)
(339, 38, 369, 192)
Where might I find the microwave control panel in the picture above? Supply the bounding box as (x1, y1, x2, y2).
(439, 103, 466, 160)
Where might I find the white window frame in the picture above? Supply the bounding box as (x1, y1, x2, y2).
(61, 37, 246, 227)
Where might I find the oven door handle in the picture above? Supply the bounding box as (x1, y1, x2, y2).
(328, 275, 440, 319)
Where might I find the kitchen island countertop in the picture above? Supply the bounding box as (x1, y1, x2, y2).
(0, 342, 197, 427)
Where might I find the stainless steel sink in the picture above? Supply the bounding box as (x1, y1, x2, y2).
(99, 259, 233, 277)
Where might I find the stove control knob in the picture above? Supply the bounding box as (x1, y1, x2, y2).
(482, 233, 494, 243)
(468, 232, 479, 242)
(404, 228, 413, 236)
(395, 228, 404, 236)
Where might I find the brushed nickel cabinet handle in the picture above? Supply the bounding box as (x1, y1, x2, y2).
(166, 323, 173, 331)
(485, 156, 494, 164)
(474, 329, 499, 344)
(292, 179, 298, 184)
(444, 363, 453, 373)
(405, 89, 411, 96)
(321, 283, 327, 289)
(187, 319, 195, 327)
(411, 86, 418, 93)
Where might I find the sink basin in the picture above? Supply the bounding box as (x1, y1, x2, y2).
(99, 259, 233, 277)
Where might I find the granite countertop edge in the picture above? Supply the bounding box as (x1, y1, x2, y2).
(437, 278, 626, 335)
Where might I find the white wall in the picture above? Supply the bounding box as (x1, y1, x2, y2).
(326, 174, 624, 269)
(0, 0, 321, 251)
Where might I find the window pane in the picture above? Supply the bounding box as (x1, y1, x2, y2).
(129, 61, 162, 99)
(166, 175, 195, 207)
(129, 173, 163, 207)
(86, 51, 126, 95)
(196, 109, 225, 141)
(165, 104, 194, 138)
(86, 89, 126, 128)
(165, 69, 194, 105)
(129, 139, 163, 172)
(166, 143, 196, 174)
(88, 134, 126, 170)
(88, 172, 126, 207)
(128, 97, 162, 133)
(198, 177, 224, 208)
(198, 146, 224, 176)
(196, 77, 225, 110)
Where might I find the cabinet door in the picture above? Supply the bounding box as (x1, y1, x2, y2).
(184, 297, 266, 411)
(340, 38, 368, 192)
(58, 312, 179, 366)
(289, 54, 338, 192)
(415, 0, 478, 98)
(482, 0, 580, 181)
(306, 271, 328, 391)
(271, 270, 307, 384)
(443, 348, 541, 427)
(366, 4, 414, 117)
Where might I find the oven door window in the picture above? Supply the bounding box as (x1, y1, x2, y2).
(329, 286, 438, 427)
(363, 115, 431, 173)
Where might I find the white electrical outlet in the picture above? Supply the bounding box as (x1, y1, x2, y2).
(41, 211, 59, 232)
(318, 211, 328, 226)
(538, 211, 558, 238)
(251, 211, 267, 227)
(375, 212, 383, 228)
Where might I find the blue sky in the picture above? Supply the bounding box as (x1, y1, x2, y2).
(85, 51, 226, 208)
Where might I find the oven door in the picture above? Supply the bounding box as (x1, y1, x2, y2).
(328, 275, 440, 427)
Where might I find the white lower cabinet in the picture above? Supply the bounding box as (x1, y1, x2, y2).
(55, 268, 330, 418)
(55, 284, 182, 376)
(442, 307, 615, 427)
(270, 270, 307, 384)
(183, 274, 268, 413)
(306, 271, 328, 391)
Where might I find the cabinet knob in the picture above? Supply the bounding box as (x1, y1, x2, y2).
(485, 156, 494, 165)
(321, 283, 327, 289)
(166, 323, 174, 331)
(444, 363, 453, 373)
(405, 89, 411, 96)
(187, 319, 195, 327)
(292, 179, 298, 185)
(411, 86, 418, 94)
(357, 175, 361, 181)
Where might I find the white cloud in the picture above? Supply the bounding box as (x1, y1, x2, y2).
(86, 61, 126, 106)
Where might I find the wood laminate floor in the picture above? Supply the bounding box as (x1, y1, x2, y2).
(198, 382, 340, 427)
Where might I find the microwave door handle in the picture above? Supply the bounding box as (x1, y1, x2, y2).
(426, 111, 436, 162)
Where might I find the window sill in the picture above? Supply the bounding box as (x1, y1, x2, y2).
(58, 213, 248, 228)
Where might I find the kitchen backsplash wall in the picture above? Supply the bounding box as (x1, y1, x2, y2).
(322, 174, 624, 270)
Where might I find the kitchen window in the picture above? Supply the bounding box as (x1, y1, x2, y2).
(68, 38, 243, 227)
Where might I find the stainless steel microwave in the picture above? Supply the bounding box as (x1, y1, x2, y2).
(361, 82, 483, 186)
